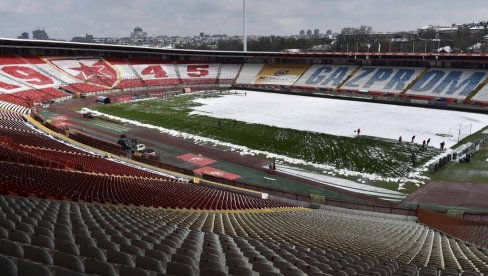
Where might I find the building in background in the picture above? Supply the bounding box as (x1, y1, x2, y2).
(130, 26, 148, 43)
(32, 29, 49, 40)
(71, 34, 96, 43)
(17, 32, 29, 39)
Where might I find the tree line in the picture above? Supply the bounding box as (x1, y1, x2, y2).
(176, 25, 488, 53)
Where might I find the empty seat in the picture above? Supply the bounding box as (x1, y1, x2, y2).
(17, 259, 53, 276)
(55, 239, 80, 255)
(55, 230, 75, 242)
(227, 257, 250, 268)
(132, 239, 151, 250)
(172, 253, 198, 268)
(53, 251, 84, 273)
(38, 221, 55, 231)
(0, 218, 15, 230)
(461, 272, 479, 276)
(144, 248, 170, 262)
(153, 243, 174, 255)
(16, 222, 34, 234)
(96, 240, 119, 251)
(54, 267, 90, 276)
(135, 255, 165, 273)
(111, 235, 130, 246)
(24, 245, 53, 265)
(34, 227, 54, 239)
(0, 227, 8, 239)
(80, 245, 106, 261)
(281, 267, 307, 276)
(0, 254, 17, 276)
(120, 244, 143, 256)
(0, 239, 24, 258)
(200, 259, 227, 272)
(84, 259, 117, 276)
(32, 235, 55, 250)
(119, 265, 150, 276)
(253, 262, 278, 273)
(75, 236, 96, 247)
(259, 272, 283, 276)
(167, 261, 197, 276)
(200, 268, 230, 276)
(107, 250, 135, 266)
(228, 265, 256, 276)
(9, 230, 31, 244)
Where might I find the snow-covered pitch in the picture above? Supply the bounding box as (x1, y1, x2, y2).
(190, 90, 488, 149)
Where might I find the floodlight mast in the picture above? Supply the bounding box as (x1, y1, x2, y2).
(243, 0, 247, 52)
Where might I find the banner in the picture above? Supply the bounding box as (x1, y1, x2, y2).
(254, 64, 310, 85)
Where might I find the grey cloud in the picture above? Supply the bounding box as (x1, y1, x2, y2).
(0, 0, 486, 40)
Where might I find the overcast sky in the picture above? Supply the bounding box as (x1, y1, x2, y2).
(1, 0, 487, 40)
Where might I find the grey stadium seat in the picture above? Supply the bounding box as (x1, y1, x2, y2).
(84, 259, 117, 276)
(17, 259, 53, 276)
(0, 254, 17, 276)
(53, 251, 84, 273)
(24, 245, 53, 265)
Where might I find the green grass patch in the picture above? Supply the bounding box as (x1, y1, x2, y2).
(93, 95, 441, 179)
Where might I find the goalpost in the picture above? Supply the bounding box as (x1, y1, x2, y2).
(448, 123, 473, 143)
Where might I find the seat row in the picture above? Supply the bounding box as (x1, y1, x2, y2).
(0, 195, 486, 276)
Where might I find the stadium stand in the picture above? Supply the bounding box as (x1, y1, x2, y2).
(48, 58, 119, 88)
(341, 66, 426, 94)
(132, 62, 181, 86)
(219, 64, 242, 84)
(0, 195, 486, 276)
(0, 57, 72, 104)
(2, 54, 488, 108)
(19, 56, 80, 86)
(470, 80, 488, 103)
(0, 109, 293, 210)
(235, 63, 264, 85)
(246, 64, 310, 86)
(0, 101, 29, 114)
(105, 58, 146, 89)
(0, 94, 31, 108)
(405, 68, 488, 100)
(15, 146, 163, 178)
(0, 161, 291, 209)
(178, 64, 220, 85)
(293, 64, 358, 90)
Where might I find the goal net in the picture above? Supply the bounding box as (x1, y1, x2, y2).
(448, 123, 472, 142)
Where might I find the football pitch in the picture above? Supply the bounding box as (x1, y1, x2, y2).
(91, 90, 488, 190)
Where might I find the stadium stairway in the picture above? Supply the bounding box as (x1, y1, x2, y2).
(336, 65, 361, 90)
(400, 67, 430, 96)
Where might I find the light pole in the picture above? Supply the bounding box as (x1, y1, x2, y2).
(243, 0, 247, 52)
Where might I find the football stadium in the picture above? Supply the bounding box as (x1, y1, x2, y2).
(0, 31, 488, 276)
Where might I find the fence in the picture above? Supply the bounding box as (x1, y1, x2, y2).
(132, 155, 194, 176)
(68, 130, 126, 156)
(418, 208, 488, 249)
(201, 174, 418, 216)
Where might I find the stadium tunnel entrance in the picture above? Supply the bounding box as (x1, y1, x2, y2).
(96, 96, 111, 104)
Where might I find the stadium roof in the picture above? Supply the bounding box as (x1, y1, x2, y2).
(1, 38, 487, 62)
